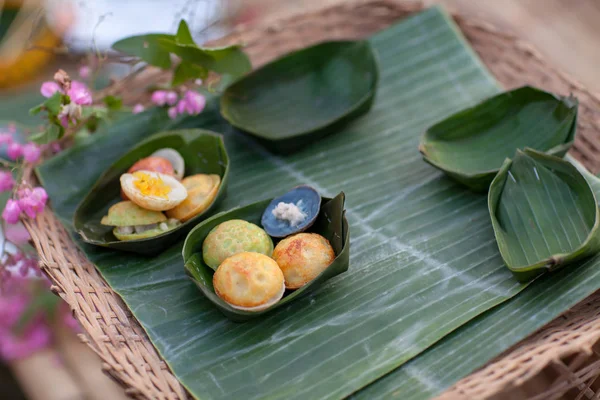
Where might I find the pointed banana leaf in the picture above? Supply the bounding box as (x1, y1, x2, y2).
(419, 86, 578, 192)
(72, 129, 229, 255)
(36, 7, 600, 400)
(183, 193, 349, 322)
(488, 149, 600, 282)
(220, 40, 379, 154)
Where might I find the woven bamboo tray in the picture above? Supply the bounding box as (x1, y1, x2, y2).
(23, 0, 600, 399)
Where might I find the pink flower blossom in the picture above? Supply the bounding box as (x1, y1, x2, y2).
(23, 143, 42, 164)
(0, 321, 52, 361)
(132, 104, 145, 114)
(32, 187, 48, 204)
(180, 90, 205, 115)
(7, 142, 22, 160)
(0, 171, 14, 192)
(5, 223, 30, 245)
(0, 295, 27, 326)
(0, 133, 13, 145)
(67, 81, 92, 105)
(58, 103, 82, 127)
(78, 65, 91, 79)
(151, 90, 168, 106)
(165, 91, 178, 106)
(40, 81, 62, 98)
(18, 187, 47, 219)
(2, 199, 21, 224)
(167, 106, 178, 120)
(8, 123, 16, 133)
(12, 252, 24, 263)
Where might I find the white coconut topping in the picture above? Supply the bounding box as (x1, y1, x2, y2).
(271, 201, 307, 227)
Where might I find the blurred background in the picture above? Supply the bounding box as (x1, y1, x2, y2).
(0, 0, 599, 399)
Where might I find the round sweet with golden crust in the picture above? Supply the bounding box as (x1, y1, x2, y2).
(202, 219, 273, 270)
(213, 252, 285, 310)
(272, 233, 335, 289)
(166, 174, 220, 222)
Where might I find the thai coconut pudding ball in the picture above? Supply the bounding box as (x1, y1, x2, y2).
(213, 252, 285, 311)
(272, 233, 335, 289)
(202, 219, 274, 269)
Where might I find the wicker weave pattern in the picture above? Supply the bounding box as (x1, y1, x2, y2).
(23, 1, 600, 399)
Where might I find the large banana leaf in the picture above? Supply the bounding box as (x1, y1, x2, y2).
(353, 156, 600, 400)
(35, 6, 600, 400)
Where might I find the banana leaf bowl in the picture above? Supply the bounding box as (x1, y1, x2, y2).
(419, 86, 578, 192)
(220, 40, 379, 154)
(73, 129, 229, 255)
(182, 192, 350, 322)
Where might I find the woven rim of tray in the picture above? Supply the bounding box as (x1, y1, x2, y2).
(22, 1, 600, 399)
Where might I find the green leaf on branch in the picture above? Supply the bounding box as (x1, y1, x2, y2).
(29, 104, 43, 116)
(44, 92, 63, 115)
(112, 34, 174, 69)
(111, 19, 251, 81)
(29, 92, 63, 116)
(29, 124, 61, 144)
(176, 20, 194, 45)
(172, 61, 208, 86)
(159, 39, 251, 81)
(103, 95, 123, 111)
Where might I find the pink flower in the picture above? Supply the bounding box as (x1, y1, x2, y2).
(7, 143, 22, 160)
(181, 90, 206, 115)
(2, 199, 21, 224)
(32, 187, 48, 204)
(58, 103, 82, 127)
(18, 187, 48, 219)
(67, 81, 92, 106)
(176, 99, 186, 114)
(23, 143, 41, 164)
(165, 91, 178, 106)
(132, 104, 145, 114)
(0, 133, 13, 145)
(5, 223, 30, 245)
(0, 295, 27, 326)
(0, 321, 52, 361)
(40, 81, 62, 98)
(78, 65, 91, 79)
(0, 171, 14, 192)
(151, 90, 168, 106)
(174, 91, 206, 116)
(8, 123, 16, 133)
(167, 106, 178, 120)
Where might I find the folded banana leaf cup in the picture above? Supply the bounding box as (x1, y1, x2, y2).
(73, 129, 229, 255)
(220, 41, 379, 154)
(419, 86, 578, 192)
(182, 192, 350, 322)
(489, 148, 600, 283)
